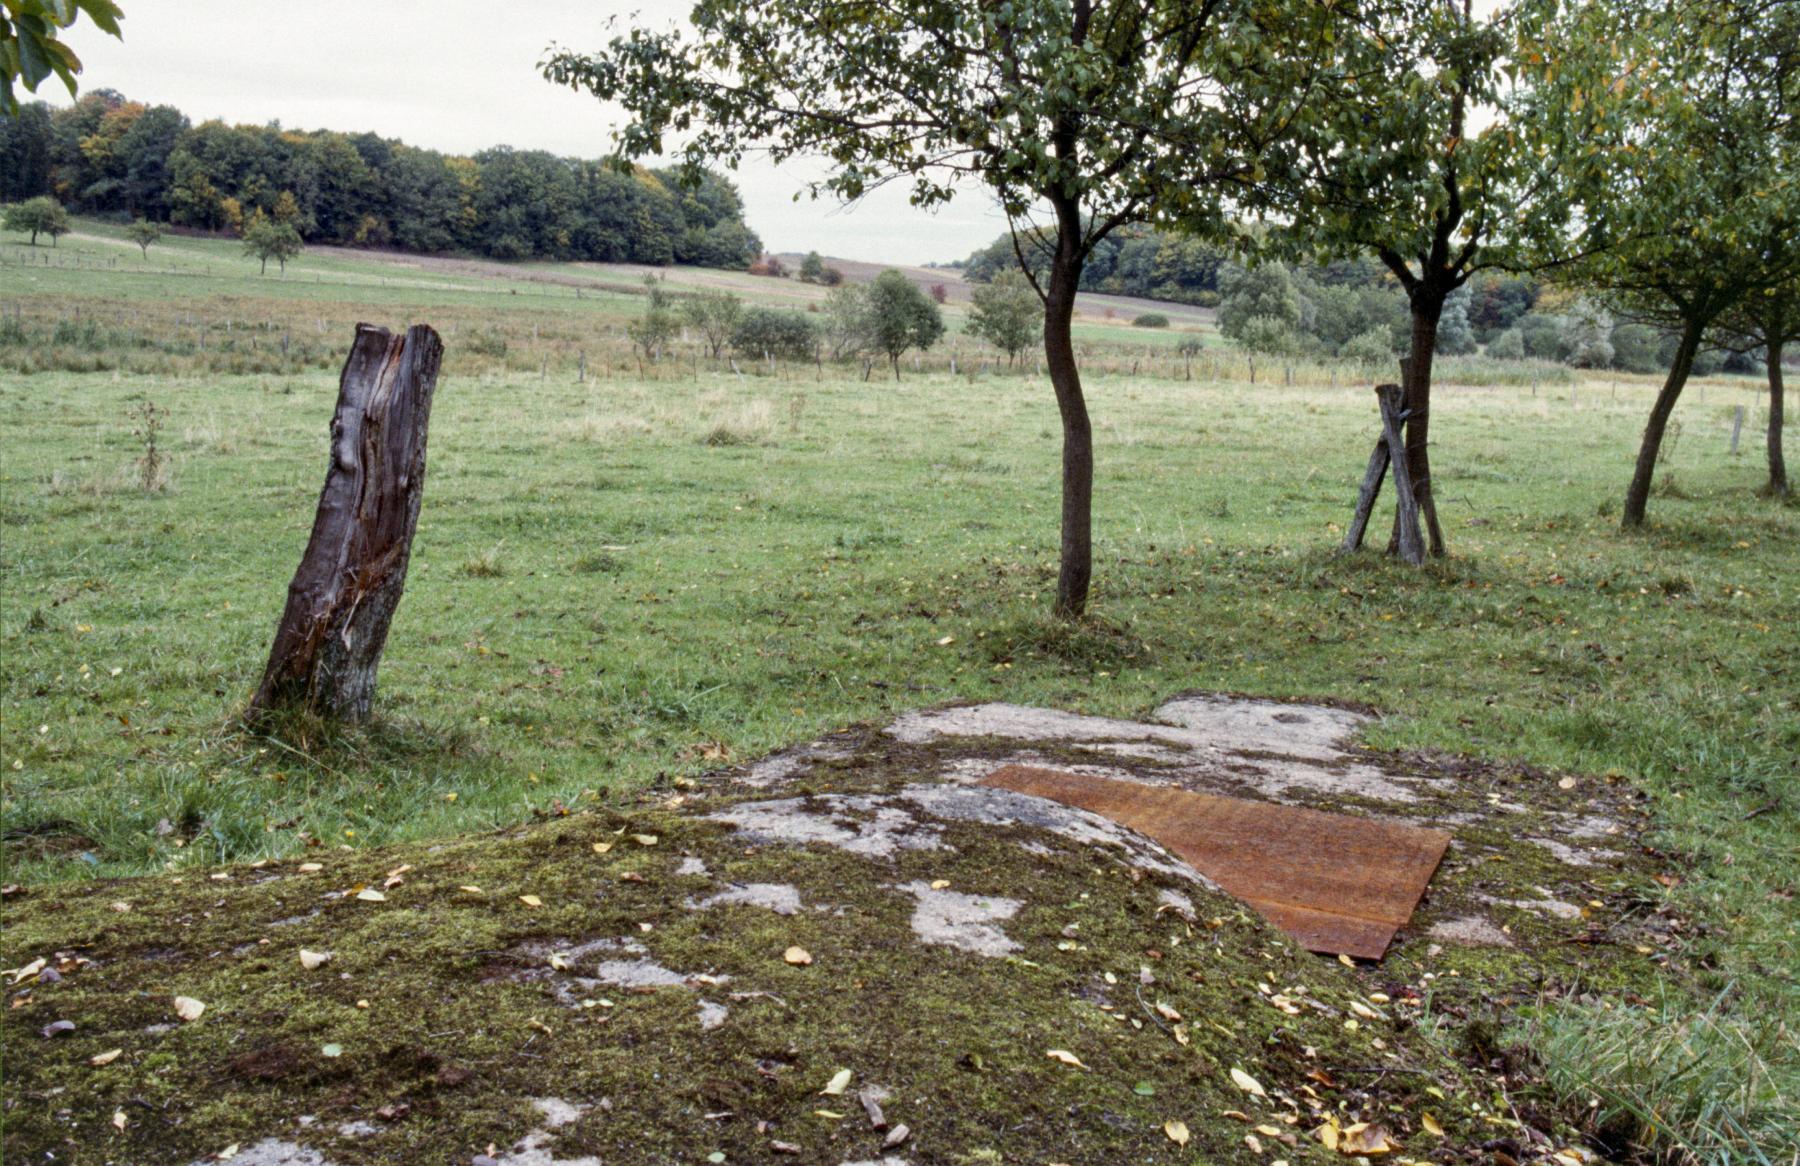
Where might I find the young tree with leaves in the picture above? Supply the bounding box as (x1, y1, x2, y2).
(681, 289, 742, 359)
(3, 193, 67, 244)
(1251, 0, 1594, 557)
(967, 271, 1043, 368)
(242, 212, 302, 274)
(864, 270, 944, 380)
(1551, 0, 1800, 526)
(544, 0, 1355, 617)
(125, 216, 159, 257)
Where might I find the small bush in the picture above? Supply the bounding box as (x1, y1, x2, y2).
(730, 309, 817, 362)
(1486, 328, 1526, 360)
(1131, 313, 1170, 329)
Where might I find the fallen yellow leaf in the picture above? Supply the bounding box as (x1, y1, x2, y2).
(632, 834, 659, 846)
(820, 1068, 852, 1095)
(112, 1108, 127, 1132)
(297, 862, 323, 873)
(1421, 1113, 1444, 1137)
(1045, 1049, 1088, 1069)
(299, 949, 331, 970)
(355, 889, 386, 903)
(90, 1048, 123, 1067)
(783, 946, 813, 966)
(173, 996, 205, 1022)
(519, 894, 543, 908)
(1230, 1067, 1267, 1098)
(592, 842, 613, 855)
(1164, 1120, 1190, 1146)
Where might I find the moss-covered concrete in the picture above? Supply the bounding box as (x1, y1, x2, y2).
(3, 695, 1668, 1165)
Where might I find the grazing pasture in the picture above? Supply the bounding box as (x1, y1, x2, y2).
(2, 224, 1795, 1161)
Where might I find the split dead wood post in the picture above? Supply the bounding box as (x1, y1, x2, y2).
(1341, 383, 1426, 566)
(249, 324, 444, 722)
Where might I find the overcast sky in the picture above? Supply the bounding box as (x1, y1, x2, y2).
(54, 1, 1012, 264)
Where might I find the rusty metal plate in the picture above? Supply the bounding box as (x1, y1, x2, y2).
(982, 765, 1450, 960)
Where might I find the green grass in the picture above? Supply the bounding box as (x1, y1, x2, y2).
(3, 221, 1796, 1162)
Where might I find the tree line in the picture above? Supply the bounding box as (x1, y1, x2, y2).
(545, 0, 1797, 617)
(0, 90, 762, 266)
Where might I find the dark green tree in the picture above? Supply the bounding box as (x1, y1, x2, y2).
(864, 269, 944, 379)
(3, 193, 68, 244)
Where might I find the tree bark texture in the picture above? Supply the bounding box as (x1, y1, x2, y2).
(1768, 338, 1789, 497)
(250, 324, 444, 722)
(1622, 319, 1703, 527)
(1044, 202, 1093, 620)
(1390, 295, 1446, 557)
(1376, 385, 1426, 565)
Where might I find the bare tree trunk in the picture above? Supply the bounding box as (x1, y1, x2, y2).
(249, 324, 444, 722)
(1045, 203, 1092, 621)
(1623, 319, 1703, 527)
(1768, 338, 1789, 497)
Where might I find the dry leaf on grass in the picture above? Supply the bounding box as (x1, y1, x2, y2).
(1229, 1067, 1266, 1097)
(173, 996, 205, 1022)
(1164, 1120, 1190, 1146)
(1045, 1049, 1088, 1069)
(783, 946, 813, 966)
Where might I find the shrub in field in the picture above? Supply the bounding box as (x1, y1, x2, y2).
(1218, 262, 1305, 344)
(731, 308, 817, 361)
(1343, 326, 1400, 366)
(748, 255, 788, 278)
(1436, 288, 1478, 355)
(1235, 314, 1303, 359)
(1486, 328, 1526, 361)
(1518, 312, 1564, 360)
(1131, 313, 1169, 329)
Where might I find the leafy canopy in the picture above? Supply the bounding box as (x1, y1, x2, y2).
(2, 0, 123, 114)
(543, 0, 1362, 276)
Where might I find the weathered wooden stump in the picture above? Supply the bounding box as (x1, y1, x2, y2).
(1341, 383, 1425, 566)
(249, 324, 444, 723)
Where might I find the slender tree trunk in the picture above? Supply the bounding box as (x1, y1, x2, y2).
(1391, 289, 1446, 557)
(1768, 338, 1788, 497)
(1045, 207, 1092, 621)
(1623, 318, 1704, 527)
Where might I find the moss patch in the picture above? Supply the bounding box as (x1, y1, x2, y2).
(4, 695, 1674, 1165)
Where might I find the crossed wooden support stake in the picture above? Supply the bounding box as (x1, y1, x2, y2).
(1342, 383, 1426, 566)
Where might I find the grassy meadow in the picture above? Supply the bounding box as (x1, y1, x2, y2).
(3, 223, 1796, 1160)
